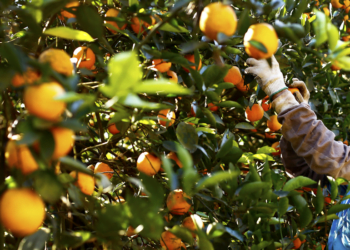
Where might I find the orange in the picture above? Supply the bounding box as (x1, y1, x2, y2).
(72, 46, 96, 70)
(271, 142, 281, 156)
(182, 214, 204, 237)
(166, 152, 183, 168)
(267, 115, 282, 132)
(166, 189, 191, 215)
(342, 35, 350, 41)
(183, 54, 202, 72)
(199, 2, 237, 41)
(39, 48, 73, 76)
(160, 231, 182, 250)
(236, 79, 249, 92)
(0, 188, 45, 237)
(265, 132, 276, 139)
(331, 63, 341, 71)
(244, 23, 278, 59)
(332, 0, 344, 8)
(164, 213, 173, 222)
(51, 127, 74, 159)
(245, 104, 264, 122)
(152, 59, 172, 73)
(137, 152, 161, 176)
(167, 70, 178, 83)
(208, 103, 218, 111)
(24, 82, 66, 121)
(11, 68, 40, 87)
(345, 15, 349, 22)
(126, 226, 137, 237)
(323, 7, 330, 16)
(158, 109, 176, 127)
(94, 162, 114, 179)
(131, 16, 156, 34)
(108, 123, 120, 134)
(5, 138, 38, 175)
(60, 1, 79, 19)
(223, 66, 242, 85)
(87, 164, 95, 172)
(104, 8, 127, 34)
(261, 96, 270, 111)
(288, 87, 300, 94)
(70, 171, 95, 195)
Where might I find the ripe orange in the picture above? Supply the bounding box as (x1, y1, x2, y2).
(271, 142, 281, 156)
(261, 96, 270, 111)
(104, 8, 127, 34)
(183, 54, 202, 72)
(51, 127, 74, 159)
(126, 226, 137, 237)
(60, 1, 79, 19)
(288, 87, 300, 95)
(137, 152, 161, 176)
(265, 132, 276, 139)
(87, 164, 95, 172)
(39, 48, 73, 76)
(70, 171, 95, 195)
(244, 23, 278, 59)
(323, 7, 330, 16)
(152, 59, 172, 73)
(345, 15, 349, 22)
(158, 109, 176, 127)
(11, 68, 40, 87)
(267, 115, 282, 132)
(182, 214, 204, 237)
(0, 188, 45, 237)
(166, 189, 191, 215)
(332, 0, 344, 8)
(24, 82, 66, 121)
(236, 79, 250, 92)
(199, 2, 237, 41)
(342, 35, 350, 41)
(245, 104, 264, 122)
(94, 162, 114, 179)
(167, 70, 178, 83)
(5, 138, 39, 175)
(131, 16, 156, 34)
(160, 231, 182, 250)
(331, 63, 341, 71)
(292, 238, 302, 249)
(223, 66, 242, 85)
(72, 46, 96, 70)
(208, 103, 218, 111)
(166, 152, 183, 168)
(108, 123, 120, 134)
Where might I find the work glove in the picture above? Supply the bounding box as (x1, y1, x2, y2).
(245, 56, 299, 114)
(289, 78, 310, 104)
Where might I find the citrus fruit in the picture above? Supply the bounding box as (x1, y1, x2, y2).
(292, 238, 302, 249)
(60, 1, 79, 19)
(223, 66, 242, 85)
(261, 96, 270, 111)
(0, 188, 45, 237)
(236, 79, 250, 92)
(152, 59, 172, 73)
(183, 54, 202, 72)
(166, 189, 191, 215)
(131, 16, 155, 34)
(331, 63, 341, 71)
(267, 115, 282, 132)
(24, 82, 66, 121)
(87, 164, 95, 172)
(160, 231, 182, 250)
(11, 68, 40, 87)
(108, 123, 120, 134)
(137, 152, 161, 176)
(104, 8, 127, 34)
(39, 48, 73, 76)
(72, 46, 96, 70)
(245, 104, 264, 122)
(94, 162, 114, 179)
(126, 226, 137, 237)
(70, 171, 95, 195)
(182, 214, 204, 237)
(5, 138, 39, 175)
(208, 103, 218, 111)
(323, 7, 330, 16)
(265, 133, 276, 139)
(167, 70, 178, 83)
(199, 2, 237, 41)
(158, 109, 176, 127)
(288, 87, 300, 95)
(271, 142, 281, 156)
(51, 127, 74, 159)
(244, 23, 278, 59)
(331, 0, 344, 8)
(166, 152, 183, 168)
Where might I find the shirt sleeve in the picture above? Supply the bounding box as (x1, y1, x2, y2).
(278, 103, 350, 180)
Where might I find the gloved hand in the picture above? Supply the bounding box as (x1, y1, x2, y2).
(245, 56, 287, 98)
(289, 78, 310, 104)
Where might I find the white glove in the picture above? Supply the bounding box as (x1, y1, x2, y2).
(289, 78, 310, 104)
(245, 56, 287, 98)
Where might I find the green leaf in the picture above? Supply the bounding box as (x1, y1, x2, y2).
(76, 5, 103, 39)
(161, 156, 178, 191)
(282, 176, 317, 191)
(313, 9, 328, 47)
(327, 23, 339, 51)
(235, 122, 256, 130)
(133, 80, 192, 95)
(202, 65, 231, 88)
(159, 23, 189, 33)
(59, 157, 94, 176)
(129, 0, 138, 6)
(328, 204, 350, 214)
(169, 225, 194, 245)
(328, 177, 339, 200)
(221, 146, 243, 165)
(248, 40, 267, 53)
(19, 228, 50, 250)
(43, 27, 94, 42)
(217, 101, 243, 109)
(201, 108, 217, 127)
(33, 171, 64, 204)
(257, 146, 276, 154)
(216, 135, 234, 160)
(206, 91, 220, 102)
(314, 185, 324, 214)
(121, 94, 168, 109)
(196, 171, 239, 191)
(315, 214, 339, 224)
(176, 122, 199, 153)
(299, 206, 312, 228)
(236, 182, 271, 200)
(225, 227, 244, 241)
(278, 197, 289, 216)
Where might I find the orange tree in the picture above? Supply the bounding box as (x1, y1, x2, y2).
(1, 0, 350, 249)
